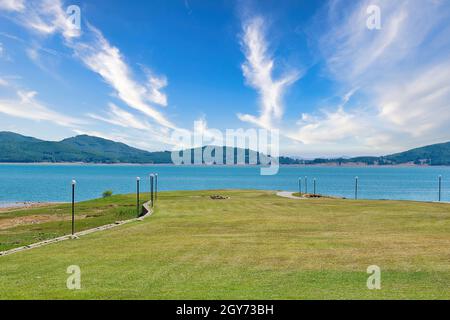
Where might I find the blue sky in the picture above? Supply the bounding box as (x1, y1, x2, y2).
(1, 0, 450, 157)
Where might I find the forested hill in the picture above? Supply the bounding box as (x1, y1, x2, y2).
(384, 141, 450, 165)
(0, 132, 170, 163)
(0, 132, 298, 164)
(1, 132, 449, 165)
(306, 142, 450, 166)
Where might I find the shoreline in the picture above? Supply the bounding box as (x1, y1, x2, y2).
(0, 201, 65, 211)
(0, 162, 445, 168)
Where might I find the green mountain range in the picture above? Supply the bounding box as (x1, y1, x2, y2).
(0, 132, 170, 163)
(0, 131, 449, 165)
(309, 141, 450, 166)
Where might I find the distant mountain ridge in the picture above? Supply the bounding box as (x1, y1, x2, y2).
(309, 141, 450, 166)
(0, 131, 450, 165)
(0, 132, 281, 164)
(0, 132, 171, 163)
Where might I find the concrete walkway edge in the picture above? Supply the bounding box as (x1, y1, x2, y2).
(0, 201, 154, 257)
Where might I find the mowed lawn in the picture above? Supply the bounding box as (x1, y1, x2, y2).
(0, 195, 138, 251)
(0, 190, 450, 299)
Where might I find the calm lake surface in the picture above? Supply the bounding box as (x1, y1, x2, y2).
(0, 164, 448, 204)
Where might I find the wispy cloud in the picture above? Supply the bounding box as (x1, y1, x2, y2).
(293, 107, 366, 145)
(4, 0, 449, 156)
(238, 16, 300, 129)
(0, 31, 24, 42)
(145, 72, 168, 107)
(15, 0, 80, 39)
(376, 61, 450, 137)
(87, 103, 177, 146)
(1, 0, 177, 136)
(291, 0, 450, 153)
(87, 103, 150, 131)
(318, 0, 410, 84)
(0, 0, 25, 12)
(0, 89, 85, 127)
(30, 1, 174, 129)
(68, 25, 174, 128)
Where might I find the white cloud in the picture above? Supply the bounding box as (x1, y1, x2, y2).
(0, 31, 24, 42)
(0, 0, 25, 12)
(0, 77, 8, 86)
(318, 0, 412, 84)
(68, 26, 174, 129)
(146, 74, 168, 107)
(86, 103, 177, 147)
(2, 0, 176, 134)
(296, 0, 450, 154)
(17, 0, 80, 39)
(0, 90, 85, 127)
(376, 61, 450, 137)
(287, 88, 394, 155)
(292, 107, 366, 145)
(238, 16, 300, 129)
(87, 103, 150, 131)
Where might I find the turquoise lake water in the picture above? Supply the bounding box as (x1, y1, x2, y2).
(0, 164, 448, 204)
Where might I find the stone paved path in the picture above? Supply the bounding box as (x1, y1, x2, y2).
(276, 191, 304, 200)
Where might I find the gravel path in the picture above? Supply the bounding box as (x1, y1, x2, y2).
(276, 191, 304, 200)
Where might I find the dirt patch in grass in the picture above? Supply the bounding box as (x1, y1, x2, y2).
(0, 214, 86, 230)
(0, 203, 63, 213)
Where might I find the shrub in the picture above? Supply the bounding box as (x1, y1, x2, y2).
(102, 190, 113, 198)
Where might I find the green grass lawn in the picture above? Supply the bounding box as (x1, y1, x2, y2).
(0, 190, 449, 299)
(0, 195, 139, 251)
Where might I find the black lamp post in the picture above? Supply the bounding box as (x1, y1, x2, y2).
(150, 174, 154, 207)
(71, 179, 76, 236)
(136, 177, 140, 217)
(355, 176, 359, 200)
(155, 173, 158, 203)
(439, 175, 442, 202)
(298, 177, 302, 195)
(305, 176, 308, 194)
(313, 178, 316, 195)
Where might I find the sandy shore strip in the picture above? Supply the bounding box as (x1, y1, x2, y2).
(0, 202, 66, 212)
